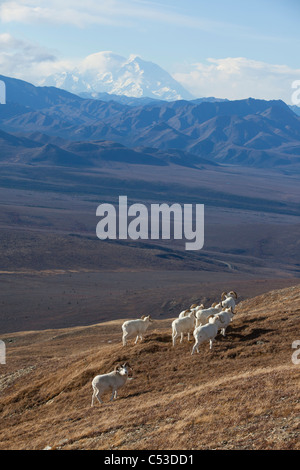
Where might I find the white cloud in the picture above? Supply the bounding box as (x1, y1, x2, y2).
(0, 33, 72, 82)
(173, 57, 300, 104)
(0, 0, 242, 31)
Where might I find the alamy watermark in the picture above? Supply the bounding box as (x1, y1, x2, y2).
(292, 340, 300, 365)
(96, 196, 204, 251)
(0, 340, 5, 365)
(291, 80, 300, 106)
(0, 79, 6, 105)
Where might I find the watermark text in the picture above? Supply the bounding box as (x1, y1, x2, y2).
(0, 80, 6, 105)
(292, 340, 300, 365)
(291, 80, 300, 106)
(0, 340, 5, 365)
(96, 196, 204, 251)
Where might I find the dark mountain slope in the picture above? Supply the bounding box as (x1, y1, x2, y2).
(1, 75, 300, 169)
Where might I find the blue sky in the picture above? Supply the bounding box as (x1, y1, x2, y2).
(0, 0, 299, 102)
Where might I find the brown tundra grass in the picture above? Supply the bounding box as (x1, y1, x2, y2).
(0, 284, 300, 450)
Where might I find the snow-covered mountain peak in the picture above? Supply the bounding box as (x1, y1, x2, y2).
(43, 51, 194, 101)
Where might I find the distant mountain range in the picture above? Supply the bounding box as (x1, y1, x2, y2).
(1, 73, 300, 170)
(42, 52, 194, 101)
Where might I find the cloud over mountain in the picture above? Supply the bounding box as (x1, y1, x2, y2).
(173, 57, 300, 105)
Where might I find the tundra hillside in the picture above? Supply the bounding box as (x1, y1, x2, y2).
(0, 284, 299, 450)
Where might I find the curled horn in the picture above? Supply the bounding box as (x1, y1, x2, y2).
(141, 315, 146, 319)
(114, 363, 122, 372)
(229, 291, 238, 299)
(221, 292, 227, 300)
(211, 302, 217, 308)
(190, 304, 198, 309)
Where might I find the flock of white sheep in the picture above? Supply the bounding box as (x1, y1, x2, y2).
(91, 291, 238, 406)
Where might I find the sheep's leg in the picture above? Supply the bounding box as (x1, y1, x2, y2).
(122, 332, 128, 346)
(172, 331, 178, 346)
(191, 341, 199, 355)
(187, 332, 190, 342)
(92, 389, 103, 406)
(110, 388, 118, 401)
(209, 339, 214, 350)
(134, 335, 139, 344)
(180, 333, 184, 343)
(221, 328, 226, 337)
(91, 391, 95, 407)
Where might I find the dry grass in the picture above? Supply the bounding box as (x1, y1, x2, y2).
(0, 285, 300, 450)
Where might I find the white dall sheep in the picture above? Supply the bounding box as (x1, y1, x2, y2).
(221, 291, 238, 311)
(217, 306, 235, 337)
(122, 315, 153, 346)
(195, 303, 223, 328)
(191, 314, 223, 354)
(172, 310, 196, 346)
(91, 362, 132, 406)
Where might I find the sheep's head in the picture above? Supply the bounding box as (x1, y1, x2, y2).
(223, 306, 233, 313)
(141, 315, 153, 322)
(209, 314, 225, 325)
(123, 362, 133, 376)
(116, 362, 133, 376)
(208, 314, 217, 323)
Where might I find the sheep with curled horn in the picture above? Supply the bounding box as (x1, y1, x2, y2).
(221, 291, 238, 311)
(91, 362, 133, 406)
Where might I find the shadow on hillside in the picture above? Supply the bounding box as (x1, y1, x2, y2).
(144, 334, 172, 343)
(226, 327, 274, 342)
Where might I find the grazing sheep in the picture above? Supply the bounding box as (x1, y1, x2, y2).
(122, 315, 153, 346)
(217, 306, 235, 337)
(91, 362, 132, 406)
(221, 291, 238, 311)
(195, 303, 223, 328)
(191, 315, 223, 354)
(172, 310, 196, 346)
